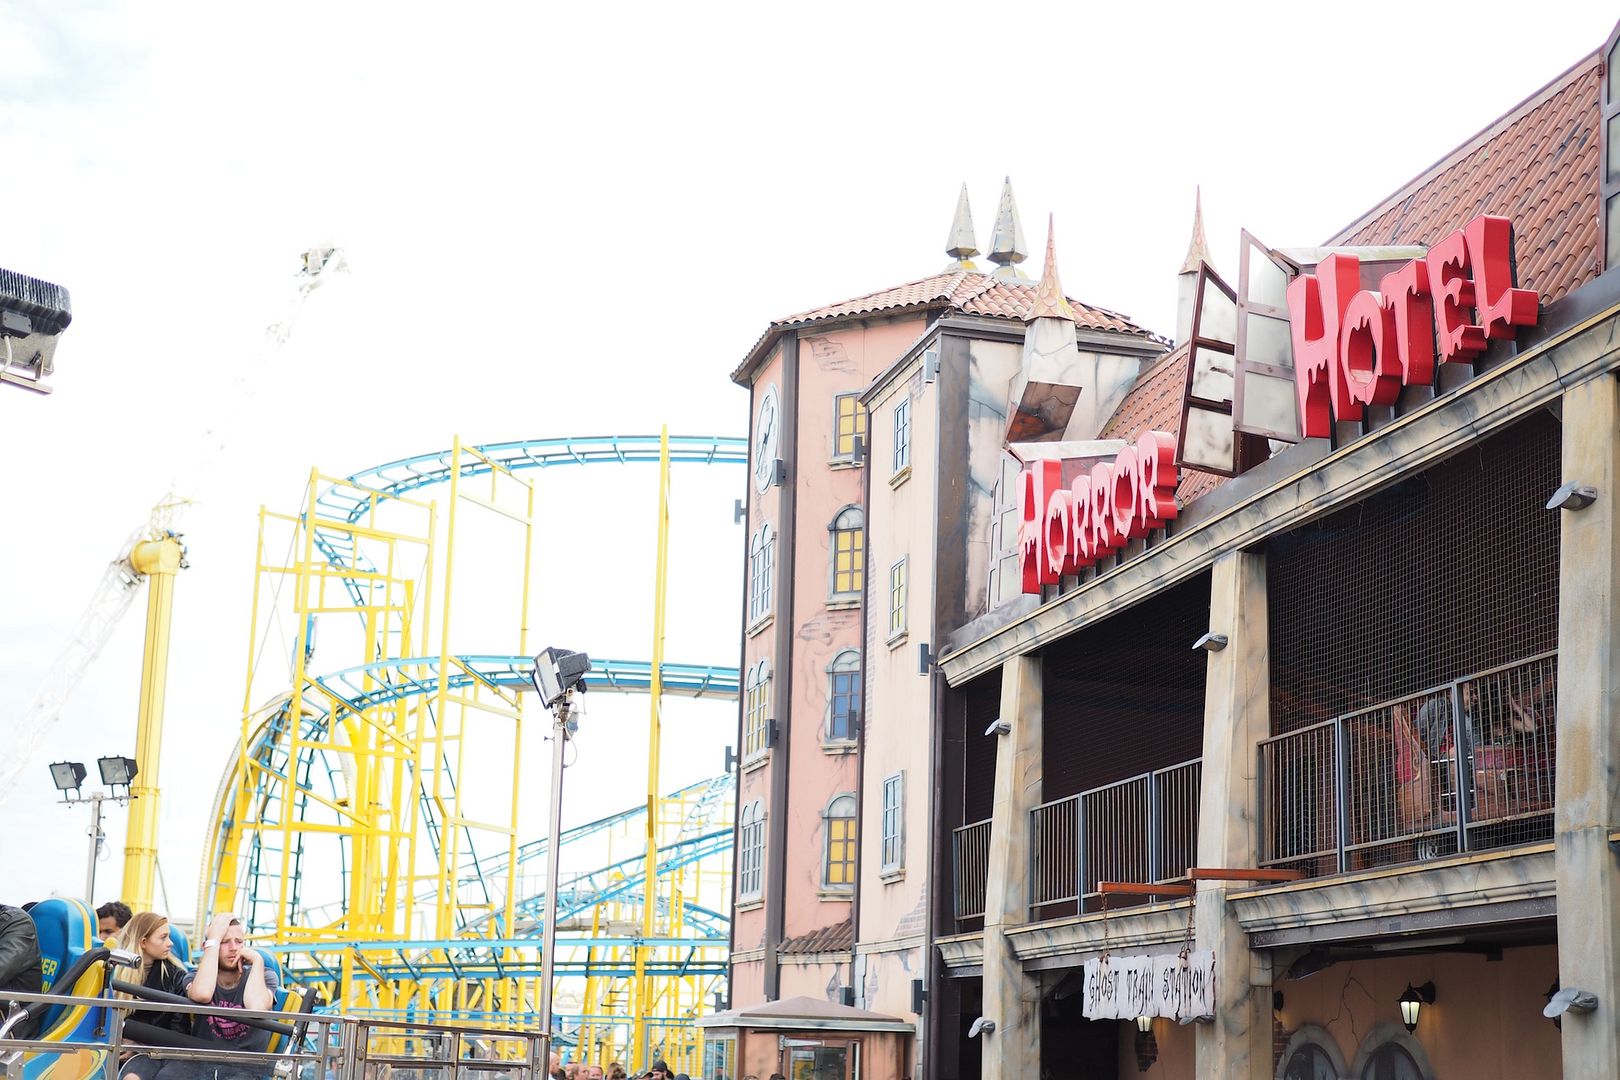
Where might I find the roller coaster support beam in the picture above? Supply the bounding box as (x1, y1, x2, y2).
(634, 426, 671, 1069)
(120, 534, 185, 912)
(537, 689, 576, 1069)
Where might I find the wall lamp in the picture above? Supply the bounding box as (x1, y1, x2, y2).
(985, 718, 1011, 737)
(967, 1016, 996, 1038)
(1544, 986, 1599, 1020)
(1192, 632, 1229, 652)
(1546, 481, 1598, 511)
(1399, 981, 1436, 1032)
(1135, 1015, 1153, 1034)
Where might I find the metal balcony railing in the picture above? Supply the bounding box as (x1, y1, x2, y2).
(1260, 652, 1557, 876)
(1029, 758, 1202, 919)
(952, 817, 991, 922)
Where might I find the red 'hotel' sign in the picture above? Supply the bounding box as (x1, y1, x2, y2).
(1015, 214, 1540, 596)
(1287, 213, 1539, 438)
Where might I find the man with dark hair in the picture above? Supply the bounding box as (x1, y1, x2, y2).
(0, 904, 44, 1041)
(97, 900, 133, 938)
(122, 913, 279, 1079)
(649, 1061, 671, 1080)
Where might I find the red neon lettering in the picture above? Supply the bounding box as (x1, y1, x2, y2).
(1285, 213, 1539, 435)
(1287, 254, 1360, 437)
(1090, 462, 1116, 557)
(1072, 474, 1094, 565)
(1111, 445, 1142, 541)
(1379, 260, 1434, 386)
(1466, 215, 1536, 340)
(1135, 431, 1178, 528)
(1015, 433, 1182, 595)
(1338, 290, 1401, 408)
(1427, 229, 1485, 364)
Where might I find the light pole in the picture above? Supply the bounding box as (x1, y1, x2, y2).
(530, 647, 592, 1066)
(50, 756, 139, 907)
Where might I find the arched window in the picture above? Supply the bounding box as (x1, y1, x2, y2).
(830, 506, 864, 597)
(826, 650, 861, 743)
(748, 523, 775, 623)
(822, 793, 857, 890)
(738, 801, 765, 900)
(743, 660, 771, 759)
(1276, 1026, 1347, 1080)
(1346, 1025, 1434, 1080)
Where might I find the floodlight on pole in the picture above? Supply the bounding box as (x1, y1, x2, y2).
(50, 761, 86, 795)
(530, 646, 590, 1067)
(98, 756, 138, 789)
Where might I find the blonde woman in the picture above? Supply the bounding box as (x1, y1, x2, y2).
(115, 912, 189, 1034)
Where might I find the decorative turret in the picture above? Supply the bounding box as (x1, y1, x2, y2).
(1175, 188, 1213, 344)
(944, 183, 980, 270)
(988, 177, 1029, 281)
(1004, 216, 1084, 441)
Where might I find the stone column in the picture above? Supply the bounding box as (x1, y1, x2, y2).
(1554, 374, 1620, 1078)
(1194, 550, 1274, 1079)
(980, 653, 1043, 1080)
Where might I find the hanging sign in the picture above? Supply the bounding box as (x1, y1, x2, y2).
(1016, 431, 1180, 594)
(1286, 214, 1539, 439)
(1082, 950, 1216, 1021)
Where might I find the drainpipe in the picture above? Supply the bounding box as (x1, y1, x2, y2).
(922, 350, 946, 1079)
(726, 383, 755, 1009)
(848, 418, 874, 1005)
(763, 330, 799, 1000)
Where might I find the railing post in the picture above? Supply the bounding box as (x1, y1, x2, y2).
(1146, 769, 1162, 883)
(1334, 715, 1350, 873)
(1027, 807, 1038, 921)
(1256, 742, 1269, 866)
(1450, 681, 1472, 851)
(1075, 795, 1087, 913)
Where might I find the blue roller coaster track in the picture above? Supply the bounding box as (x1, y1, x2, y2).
(223, 434, 745, 986)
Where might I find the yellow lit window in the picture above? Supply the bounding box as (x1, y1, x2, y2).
(835, 394, 867, 458)
(830, 507, 864, 595)
(823, 794, 857, 889)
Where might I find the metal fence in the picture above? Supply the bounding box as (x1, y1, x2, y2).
(1028, 758, 1201, 919)
(1260, 652, 1557, 876)
(1, 988, 550, 1080)
(952, 817, 991, 922)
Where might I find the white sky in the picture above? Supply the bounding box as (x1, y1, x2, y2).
(1, 1, 1613, 918)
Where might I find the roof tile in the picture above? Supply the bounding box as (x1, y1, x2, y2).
(778, 917, 854, 955)
(1327, 55, 1603, 303)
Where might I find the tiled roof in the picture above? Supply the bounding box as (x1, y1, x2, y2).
(1096, 344, 1219, 504)
(1327, 54, 1603, 303)
(778, 917, 853, 955)
(733, 270, 1158, 383)
(1099, 48, 1605, 508)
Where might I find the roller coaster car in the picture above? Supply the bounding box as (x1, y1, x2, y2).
(6, 899, 319, 1080)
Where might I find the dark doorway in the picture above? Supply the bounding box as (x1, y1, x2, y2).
(1041, 971, 1120, 1080)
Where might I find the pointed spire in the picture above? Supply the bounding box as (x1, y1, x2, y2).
(1179, 186, 1212, 275)
(988, 176, 1029, 281)
(1026, 215, 1076, 322)
(944, 183, 979, 269)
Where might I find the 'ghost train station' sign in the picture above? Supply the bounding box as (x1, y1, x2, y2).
(1082, 950, 1217, 1022)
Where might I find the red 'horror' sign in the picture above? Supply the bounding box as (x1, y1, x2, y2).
(1017, 432, 1180, 593)
(1286, 214, 1538, 439)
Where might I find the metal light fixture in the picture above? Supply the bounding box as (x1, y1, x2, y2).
(1543, 986, 1599, 1019)
(1546, 481, 1598, 511)
(97, 755, 138, 789)
(967, 1017, 995, 1038)
(1192, 632, 1229, 652)
(985, 718, 1011, 737)
(1399, 981, 1436, 1032)
(49, 761, 86, 795)
(530, 647, 591, 708)
(1135, 1014, 1153, 1034)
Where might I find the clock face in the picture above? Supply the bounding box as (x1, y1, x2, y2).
(754, 384, 781, 493)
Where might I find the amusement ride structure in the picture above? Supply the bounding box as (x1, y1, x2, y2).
(196, 432, 747, 1070)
